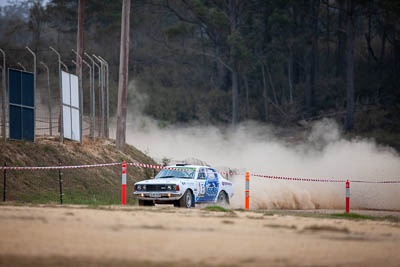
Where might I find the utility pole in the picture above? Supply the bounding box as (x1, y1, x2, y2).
(76, 0, 85, 143)
(116, 0, 131, 150)
(76, 0, 85, 82)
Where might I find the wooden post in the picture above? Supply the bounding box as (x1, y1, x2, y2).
(3, 162, 6, 202)
(116, 0, 131, 150)
(58, 163, 63, 204)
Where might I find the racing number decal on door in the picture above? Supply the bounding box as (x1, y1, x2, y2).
(199, 183, 205, 195)
(196, 168, 220, 202)
(196, 168, 207, 201)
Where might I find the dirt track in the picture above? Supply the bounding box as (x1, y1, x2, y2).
(0, 205, 400, 267)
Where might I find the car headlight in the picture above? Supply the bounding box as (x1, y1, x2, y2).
(142, 185, 146, 190)
(137, 185, 142, 190)
(167, 185, 172, 190)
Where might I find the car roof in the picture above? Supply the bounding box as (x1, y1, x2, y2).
(166, 165, 213, 170)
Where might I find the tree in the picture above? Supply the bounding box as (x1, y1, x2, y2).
(76, 0, 85, 78)
(306, 0, 320, 119)
(28, 0, 45, 53)
(2, 0, 400, 135)
(229, 0, 240, 127)
(153, 0, 246, 127)
(345, 0, 355, 131)
(116, 0, 131, 150)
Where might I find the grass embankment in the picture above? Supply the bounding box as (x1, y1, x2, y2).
(0, 136, 156, 205)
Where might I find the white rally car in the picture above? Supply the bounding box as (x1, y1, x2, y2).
(133, 164, 234, 208)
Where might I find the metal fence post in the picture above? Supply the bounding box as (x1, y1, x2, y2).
(72, 49, 83, 145)
(93, 55, 104, 138)
(60, 61, 68, 72)
(98, 56, 109, 138)
(84, 53, 97, 140)
(82, 59, 93, 139)
(17, 62, 26, 71)
(0, 49, 6, 142)
(58, 163, 63, 204)
(26, 47, 36, 143)
(49, 46, 63, 143)
(40, 62, 52, 136)
(3, 162, 6, 202)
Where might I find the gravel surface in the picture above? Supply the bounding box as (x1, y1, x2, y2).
(0, 205, 400, 267)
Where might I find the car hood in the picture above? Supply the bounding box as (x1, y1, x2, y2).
(135, 178, 182, 185)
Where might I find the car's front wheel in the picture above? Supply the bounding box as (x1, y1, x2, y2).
(179, 190, 194, 208)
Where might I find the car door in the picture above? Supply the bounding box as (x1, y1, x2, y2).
(195, 168, 207, 202)
(204, 168, 219, 202)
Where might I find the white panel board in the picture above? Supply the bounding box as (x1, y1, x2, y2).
(71, 108, 80, 142)
(61, 71, 70, 105)
(63, 105, 71, 140)
(70, 74, 79, 108)
(62, 72, 81, 142)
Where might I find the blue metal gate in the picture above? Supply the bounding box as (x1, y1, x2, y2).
(8, 68, 35, 142)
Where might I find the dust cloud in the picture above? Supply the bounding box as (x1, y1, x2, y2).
(113, 82, 400, 211)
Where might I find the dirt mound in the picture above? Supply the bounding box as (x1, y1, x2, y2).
(0, 136, 156, 204)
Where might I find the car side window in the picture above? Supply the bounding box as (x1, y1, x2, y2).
(197, 168, 206, 180)
(207, 169, 217, 181)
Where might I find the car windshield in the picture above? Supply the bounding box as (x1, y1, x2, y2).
(155, 168, 195, 179)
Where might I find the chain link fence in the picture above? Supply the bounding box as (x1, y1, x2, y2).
(1, 63, 106, 141)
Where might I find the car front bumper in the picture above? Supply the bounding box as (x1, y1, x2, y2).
(133, 192, 183, 201)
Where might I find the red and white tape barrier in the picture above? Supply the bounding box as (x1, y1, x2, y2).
(250, 173, 400, 184)
(251, 173, 346, 183)
(0, 161, 399, 184)
(0, 162, 120, 170)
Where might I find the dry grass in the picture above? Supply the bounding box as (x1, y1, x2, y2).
(0, 136, 156, 204)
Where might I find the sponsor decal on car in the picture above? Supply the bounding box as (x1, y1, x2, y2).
(134, 165, 234, 207)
